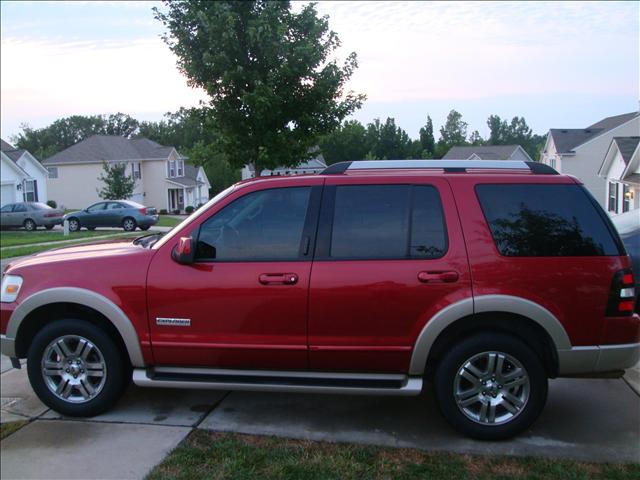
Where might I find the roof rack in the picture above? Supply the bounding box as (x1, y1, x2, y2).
(321, 160, 558, 175)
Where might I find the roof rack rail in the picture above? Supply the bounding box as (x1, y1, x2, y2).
(321, 160, 558, 175)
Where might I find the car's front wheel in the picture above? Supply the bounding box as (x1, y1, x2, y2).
(23, 219, 36, 231)
(122, 217, 137, 232)
(67, 218, 80, 232)
(27, 319, 128, 417)
(434, 332, 547, 440)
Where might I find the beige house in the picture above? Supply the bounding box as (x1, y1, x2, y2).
(42, 135, 210, 212)
(598, 137, 640, 215)
(540, 112, 640, 209)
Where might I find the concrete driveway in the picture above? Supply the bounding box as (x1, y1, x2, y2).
(1, 355, 639, 479)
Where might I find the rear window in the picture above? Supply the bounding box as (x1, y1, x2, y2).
(476, 184, 620, 257)
(30, 202, 52, 210)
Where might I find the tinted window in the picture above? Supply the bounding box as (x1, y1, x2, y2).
(196, 187, 311, 261)
(107, 202, 125, 210)
(330, 185, 447, 259)
(1, 204, 14, 213)
(476, 184, 620, 257)
(87, 203, 106, 212)
(13, 204, 27, 213)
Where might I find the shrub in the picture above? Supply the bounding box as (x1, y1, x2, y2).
(185, 206, 194, 214)
(159, 209, 168, 215)
(173, 209, 180, 215)
(46, 200, 57, 208)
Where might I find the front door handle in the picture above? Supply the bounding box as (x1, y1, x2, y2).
(417, 271, 459, 283)
(259, 273, 298, 285)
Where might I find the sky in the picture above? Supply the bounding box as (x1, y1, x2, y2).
(1, 0, 638, 142)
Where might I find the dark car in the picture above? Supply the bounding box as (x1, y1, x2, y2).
(64, 200, 158, 232)
(0, 202, 64, 230)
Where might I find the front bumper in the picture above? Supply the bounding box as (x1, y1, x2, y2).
(558, 342, 640, 376)
(41, 217, 64, 227)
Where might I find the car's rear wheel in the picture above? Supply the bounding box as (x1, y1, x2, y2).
(140, 226, 150, 231)
(122, 217, 137, 232)
(67, 218, 80, 232)
(45, 225, 54, 230)
(434, 332, 547, 440)
(27, 319, 128, 417)
(23, 219, 36, 231)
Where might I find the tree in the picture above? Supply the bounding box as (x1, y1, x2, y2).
(319, 120, 368, 165)
(436, 109, 468, 157)
(418, 116, 435, 158)
(486, 114, 544, 160)
(97, 162, 137, 200)
(103, 113, 139, 137)
(187, 142, 241, 196)
(469, 130, 484, 145)
(155, 0, 365, 173)
(365, 117, 413, 160)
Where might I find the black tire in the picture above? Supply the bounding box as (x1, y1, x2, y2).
(45, 225, 54, 230)
(140, 226, 150, 231)
(27, 319, 128, 417)
(23, 218, 36, 231)
(122, 217, 137, 232)
(434, 332, 547, 440)
(87, 227, 96, 231)
(67, 217, 81, 232)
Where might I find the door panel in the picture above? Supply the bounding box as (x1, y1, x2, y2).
(308, 177, 472, 373)
(147, 182, 323, 369)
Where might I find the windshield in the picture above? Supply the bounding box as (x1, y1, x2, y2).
(152, 183, 239, 250)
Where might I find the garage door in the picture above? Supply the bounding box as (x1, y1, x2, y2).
(1, 184, 14, 208)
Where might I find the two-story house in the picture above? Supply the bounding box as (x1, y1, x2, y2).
(42, 135, 210, 212)
(598, 136, 640, 215)
(1, 139, 49, 206)
(540, 112, 640, 209)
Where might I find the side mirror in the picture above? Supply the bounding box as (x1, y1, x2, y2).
(172, 237, 195, 265)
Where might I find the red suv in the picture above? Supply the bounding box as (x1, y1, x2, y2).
(1, 160, 638, 439)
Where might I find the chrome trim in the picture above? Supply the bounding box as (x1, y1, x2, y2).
(156, 317, 191, 327)
(1, 334, 16, 358)
(7, 287, 145, 367)
(133, 367, 423, 396)
(348, 160, 530, 171)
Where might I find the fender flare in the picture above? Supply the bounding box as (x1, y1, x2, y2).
(408, 295, 571, 375)
(7, 287, 145, 367)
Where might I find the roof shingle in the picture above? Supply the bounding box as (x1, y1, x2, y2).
(611, 137, 640, 165)
(442, 145, 523, 160)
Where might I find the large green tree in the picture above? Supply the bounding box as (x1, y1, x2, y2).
(155, 0, 365, 173)
(365, 118, 413, 160)
(418, 116, 435, 158)
(436, 109, 468, 157)
(319, 120, 368, 165)
(97, 162, 137, 200)
(486, 114, 544, 160)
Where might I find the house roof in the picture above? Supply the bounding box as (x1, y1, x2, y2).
(0, 138, 26, 162)
(442, 145, 523, 160)
(1, 138, 15, 151)
(167, 163, 205, 187)
(42, 135, 176, 165)
(550, 112, 639, 154)
(611, 137, 640, 165)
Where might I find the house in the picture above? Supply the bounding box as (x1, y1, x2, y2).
(1, 139, 49, 207)
(598, 136, 640, 214)
(540, 111, 640, 209)
(240, 154, 327, 180)
(41, 135, 211, 212)
(442, 145, 532, 161)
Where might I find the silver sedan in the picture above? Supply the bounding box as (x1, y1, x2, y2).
(0, 202, 65, 231)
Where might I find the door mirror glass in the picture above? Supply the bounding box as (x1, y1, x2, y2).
(172, 236, 196, 265)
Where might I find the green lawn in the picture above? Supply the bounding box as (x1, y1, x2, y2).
(1, 233, 140, 259)
(0, 230, 123, 248)
(0, 421, 28, 440)
(147, 431, 639, 480)
(156, 215, 182, 227)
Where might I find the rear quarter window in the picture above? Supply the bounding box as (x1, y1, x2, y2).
(475, 184, 621, 257)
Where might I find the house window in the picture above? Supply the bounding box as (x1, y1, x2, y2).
(177, 159, 184, 176)
(168, 160, 176, 178)
(549, 157, 556, 169)
(47, 167, 58, 179)
(132, 162, 142, 180)
(23, 180, 36, 202)
(608, 182, 618, 213)
(623, 184, 632, 213)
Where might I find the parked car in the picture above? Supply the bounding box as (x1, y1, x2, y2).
(64, 200, 158, 232)
(1, 160, 638, 440)
(612, 210, 639, 313)
(0, 202, 64, 231)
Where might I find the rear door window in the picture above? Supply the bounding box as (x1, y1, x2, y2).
(476, 184, 621, 256)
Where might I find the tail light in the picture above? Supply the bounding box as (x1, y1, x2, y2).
(139, 208, 147, 215)
(607, 269, 636, 316)
(44, 212, 61, 217)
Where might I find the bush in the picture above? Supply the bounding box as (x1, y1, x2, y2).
(185, 206, 194, 214)
(173, 209, 180, 215)
(46, 200, 57, 208)
(159, 209, 168, 215)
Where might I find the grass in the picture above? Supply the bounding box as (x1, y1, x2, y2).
(1, 233, 140, 259)
(156, 215, 182, 227)
(147, 431, 639, 480)
(0, 421, 28, 440)
(0, 230, 125, 248)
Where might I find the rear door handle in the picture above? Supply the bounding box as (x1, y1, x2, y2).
(417, 271, 459, 283)
(259, 273, 298, 285)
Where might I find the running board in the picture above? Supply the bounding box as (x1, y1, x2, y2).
(133, 367, 423, 396)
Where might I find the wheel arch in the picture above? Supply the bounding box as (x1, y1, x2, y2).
(409, 295, 571, 378)
(8, 287, 145, 367)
